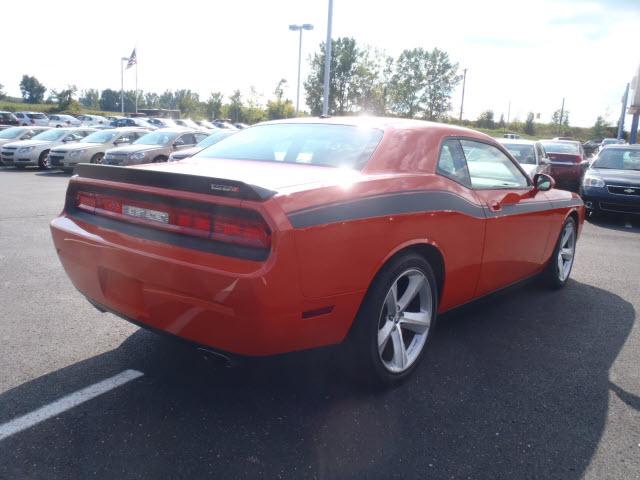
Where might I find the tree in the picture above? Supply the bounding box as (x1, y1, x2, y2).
(174, 89, 200, 116)
(79, 89, 100, 109)
(266, 80, 295, 120)
(99, 89, 120, 112)
(206, 92, 223, 119)
(51, 85, 78, 111)
(19, 75, 46, 103)
(159, 90, 176, 109)
(228, 90, 243, 123)
(144, 92, 160, 108)
(421, 48, 461, 121)
(552, 109, 569, 128)
(498, 113, 506, 129)
(592, 116, 608, 139)
(476, 110, 495, 129)
(389, 48, 426, 118)
(524, 112, 535, 135)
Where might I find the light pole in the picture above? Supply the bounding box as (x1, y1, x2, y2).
(289, 23, 313, 115)
(322, 0, 333, 117)
(120, 57, 128, 115)
(458, 68, 467, 122)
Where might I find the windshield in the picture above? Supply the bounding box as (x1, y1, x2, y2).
(540, 141, 579, 154)
(198, 131, 234, 148)
(593, 148, 640, 170)
(0, 127, 26, 139)
(31, 129, 68, 141)
(195, 123, 383, 169)
(502, 144, 536, 164)
(81, 131, 118, 143)
(134, 131, 176, 146)
(27, 113, 47, 119)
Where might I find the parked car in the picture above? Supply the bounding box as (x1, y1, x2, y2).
(598, 138, 625, 151)
(14, 111, 49, 126)
(580, 144, 640, 218)
(102, 128, 201, 165)
(498, 139, 551, 179)
(233, 123, 249, 129)
(212, 120, 238, 129)
(106, 116, 125, 122)
(0, 126, 50, 148)
(76, 114, 110, 126)
(583, 138, 603, 158)
(48, 114, 81, 127)
(0, 111, 19, 126)
(109, 117, 157, 130)
(539, 140, 588, 192)
(553, 137, 575, 141)
(48, 128, 149, 172)
(1, 127, 94, 168)
(168, 130, 235, 161)
(147, 118, 178, 128)
(51, 118, 584, 386)
(196, 120, 217, 130)
(174, 118, 201, 129)
(503, 132, 520, 139)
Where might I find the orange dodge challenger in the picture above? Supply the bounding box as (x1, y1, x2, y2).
(51, 117, 584, 385)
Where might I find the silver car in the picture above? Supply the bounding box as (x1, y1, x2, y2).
(48, 128, 149, 172)
(497, 138, 552, 179)
(102, 128, 207, 166)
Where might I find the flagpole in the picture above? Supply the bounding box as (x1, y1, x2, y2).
(135, 59, 138, 114)
(120, 58, 125, 115)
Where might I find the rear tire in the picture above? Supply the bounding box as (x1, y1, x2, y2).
(350, 252, 438, 387)
(152, 155, 168, 163)
(542, 217, 577, 289)
(37, 150, 49, 170)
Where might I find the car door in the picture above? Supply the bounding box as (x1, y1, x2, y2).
(459, 139, 554, 296)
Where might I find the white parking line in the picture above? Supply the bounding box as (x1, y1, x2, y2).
(0, 369, 143, 441)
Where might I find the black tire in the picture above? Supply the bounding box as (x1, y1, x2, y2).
(90, 152, 104, 164)
(37, 150, 49, 170)
(542, 217, 577, 289)
(349, 252, 438, 387)
(152, 155, 168, 163)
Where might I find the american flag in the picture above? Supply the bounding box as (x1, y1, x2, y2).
(126, 48, 137, 69)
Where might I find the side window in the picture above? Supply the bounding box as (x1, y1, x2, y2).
(194, 133, 208, 143)
(460, 140, 529, 189)
(437, 138, 471, 188)
(180, 134, 196, 145)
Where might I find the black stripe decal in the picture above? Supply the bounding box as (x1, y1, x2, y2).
(549, 198, 584, 209)
(288, 191, 486, 228)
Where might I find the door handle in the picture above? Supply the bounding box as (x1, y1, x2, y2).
(489, 200, 501, 212)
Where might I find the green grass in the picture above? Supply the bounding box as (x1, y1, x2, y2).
(0, 99, 120, 118)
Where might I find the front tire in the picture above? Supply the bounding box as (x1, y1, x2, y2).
(152, 155, 168, 163)
(90, 152, 104, 164)
(542, 217, 577, 289)
(37, 150, 49, 170)
(350, 253, 437, 387)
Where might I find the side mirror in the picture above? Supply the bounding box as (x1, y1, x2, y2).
(533, 173, 555, 191)
(172, 141, 184, 148)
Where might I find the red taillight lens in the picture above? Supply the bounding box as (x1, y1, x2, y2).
(74, 191, 271, 250)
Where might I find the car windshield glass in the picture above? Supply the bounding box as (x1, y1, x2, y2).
(593, 149, 640, 170)
(540, 141, 579, 154)
(81, 131, 118, 143)
(27, 113, 47, 119)
(502, 144, 536, 164)
(134, 131, 175, 145)
(198, 131, 234, 148)
(0, 127, 25, 139)
(32, 129, 68, 141)
(195, 123, 383, 169)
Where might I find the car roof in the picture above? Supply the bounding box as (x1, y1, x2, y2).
(496, 138, 536, 145)
(150, 127, 196, 134)
(601, 144, 639, 150)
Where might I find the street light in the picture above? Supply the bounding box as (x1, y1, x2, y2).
(289, 23, 313, 114)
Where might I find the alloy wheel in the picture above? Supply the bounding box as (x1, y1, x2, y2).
(557, 223, 576, 282)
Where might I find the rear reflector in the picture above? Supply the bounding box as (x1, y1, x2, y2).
(74, 191, 271, 248)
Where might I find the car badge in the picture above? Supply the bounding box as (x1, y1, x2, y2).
(210, 184, 240, 193)
(624, 188, 635, 194)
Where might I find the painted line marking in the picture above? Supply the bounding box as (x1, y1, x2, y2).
(0, 369, 143, 441)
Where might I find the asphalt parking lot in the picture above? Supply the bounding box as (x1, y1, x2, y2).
(0, 167, 639, 480)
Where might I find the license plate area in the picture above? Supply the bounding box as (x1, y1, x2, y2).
(123, 204, 169, 224)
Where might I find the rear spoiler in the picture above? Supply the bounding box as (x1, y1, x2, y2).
(73, 164, 277, 202)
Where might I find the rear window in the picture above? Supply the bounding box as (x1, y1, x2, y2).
(195, 123, 383, 169)
(27, 113, 47, 119)
(540, 141, 579, 154)
(502, 143, 536, 164)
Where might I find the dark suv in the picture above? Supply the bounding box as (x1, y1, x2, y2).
(0, 111, 19, 126)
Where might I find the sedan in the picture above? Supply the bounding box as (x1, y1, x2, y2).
(581, 144, 640, 217)
(77, 114, 110, 126)
(51, 118, 584, 386)
(498, 139, 551, 179)
(0, 111, 19, 126)
(14, 111, 49, 126)
(540, 140, 588, 192)
(168, 129, 235, 161)
(48, 114, 81, 128)
(1, 127, 94, 168)
(102, 128, 206, 165)
(0, 126, 50, 148)
(48, 128, 148, 172)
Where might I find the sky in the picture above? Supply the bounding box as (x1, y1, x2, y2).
(1, 0, 639, 128)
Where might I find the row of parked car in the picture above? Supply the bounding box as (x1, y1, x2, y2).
(0, 124, 236, 171)
(0, 110, 247, 131)
(498, 136, 640, 218)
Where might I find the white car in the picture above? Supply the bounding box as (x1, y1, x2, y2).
(48, 114, 81, 128)
(0, 126, 50, 148)
(48, 128, 148, 172)
(14, 111, 49, 126)
(1, 127, 95, 169)
(497, 138, 552, 179)
(76, 114, 110, 127)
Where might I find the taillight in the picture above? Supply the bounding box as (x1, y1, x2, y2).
(74, 191, 271, 249)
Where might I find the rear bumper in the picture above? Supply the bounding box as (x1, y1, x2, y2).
(50, 214, 360, 356)
(549, 164, 585, 191)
